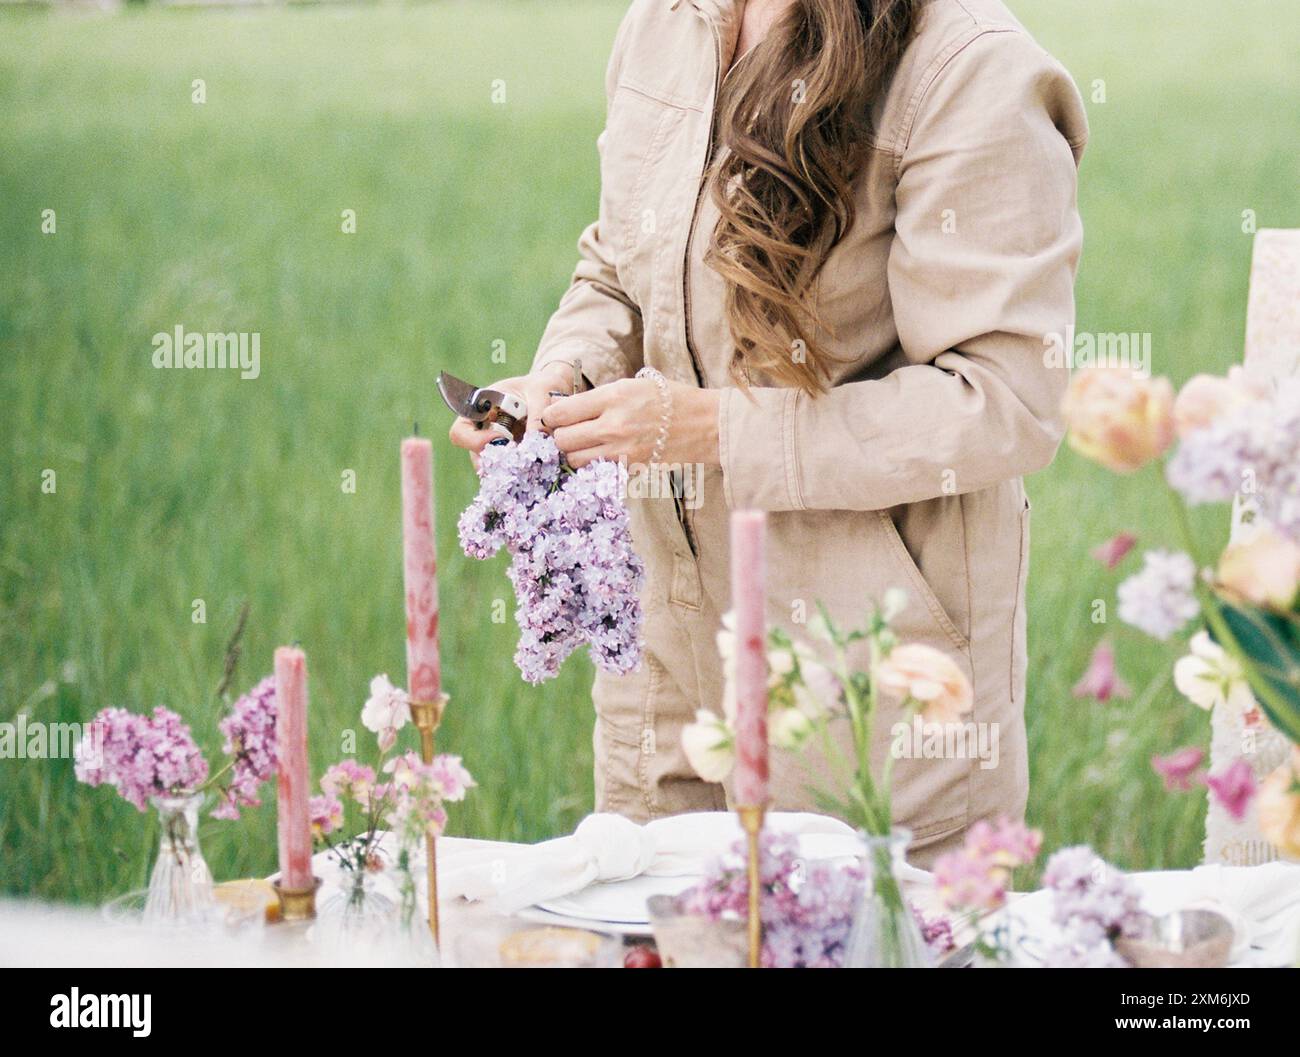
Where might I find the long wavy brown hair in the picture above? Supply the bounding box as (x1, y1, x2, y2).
(705, 0, 920, 394)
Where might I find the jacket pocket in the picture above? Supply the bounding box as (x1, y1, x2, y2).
(876, 509, 970, 654)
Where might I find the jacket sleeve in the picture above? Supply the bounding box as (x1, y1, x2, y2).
(532, 12, 643, 389)
(717, 29, 1088, 512)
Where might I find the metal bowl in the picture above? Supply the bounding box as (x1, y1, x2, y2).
(1115, 908, 1235, 968)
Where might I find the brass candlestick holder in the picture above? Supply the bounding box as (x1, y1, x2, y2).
(409, 694, 448, 946)
(272, 875, 321, 922)
(736, 804, 766, 968)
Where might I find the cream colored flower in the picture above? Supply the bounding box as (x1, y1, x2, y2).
(1172, 630, 1257, 717)
(1217, 525, 1300, 610)
(769, 706, 813, 750)
(768, 647, 796, 677)
(1258, 749, 1300, 861)
(875, 643, 973, 725)
(1062, 368, 1175, 473)
(681, 709, 734, 783)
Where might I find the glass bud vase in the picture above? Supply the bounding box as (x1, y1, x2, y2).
(843, 828, 932, 968)
(316, 868, 401, 955)
(144, 793, 215, 925)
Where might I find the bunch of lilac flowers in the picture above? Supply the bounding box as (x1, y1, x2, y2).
(1167, 378, 1300, 543)
(676, 832, 951, 968)
(76, 677, 279, 817)
(458, 431, 644, 684)
(1039, 845, 1146, 968)
(1116, 549, 1201, 640)
(212, 675, 278, 820)
(75, 706, 210, 811)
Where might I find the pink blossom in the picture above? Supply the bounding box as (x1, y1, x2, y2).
(75, 706, 208, 811)
(934, 847, 1008, 912)
(428, 754, 476, 802)
(965, 817, 1043, 868)
(212, 675, 277, 820)
(309, 794, 343, 837)
(1091, 532, 1137, 570)
(1151, 746, 1205, 791)
(1202, 760, 1257, 822)
(320, 759, 377, 806)
(1071, 640, 1132, 702)
(935, 817, 1041, 914)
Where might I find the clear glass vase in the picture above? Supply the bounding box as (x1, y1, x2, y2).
(144, 793, 215, 925)
(320, 868, 398, 933)
(843, 827, 932, 968)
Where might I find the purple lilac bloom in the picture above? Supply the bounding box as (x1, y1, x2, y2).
(1042, 845, 1145, 962)
(458, 431, 644, 683)
(1116, 549, 1200, 640)
(1167, 378, 1300, 543)
(75, 706, 208, 811)
(676, 832, 932, 969)
(212, 675, 278, 820)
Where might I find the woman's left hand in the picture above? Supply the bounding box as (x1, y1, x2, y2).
(541, 377, 721, 469)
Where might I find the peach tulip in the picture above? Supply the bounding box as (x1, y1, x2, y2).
(1062, 368, 1175, 473)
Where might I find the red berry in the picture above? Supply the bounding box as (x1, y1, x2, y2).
(623, 945, 662, 969)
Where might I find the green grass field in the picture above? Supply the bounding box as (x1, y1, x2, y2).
(2, 0, 1297, 904)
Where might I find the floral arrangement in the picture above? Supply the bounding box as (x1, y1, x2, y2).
(1062, 367, 1300, 854)
(935, 823, 1145, 967)
(678, 831, 953, 968)
(683, 594, 972, 834)
(457, 431, 644, 684)
(933, 817, 1042, 963)
(309, 675, 474, 917)
(681, 594, 973, 966)
(75, 677, 278, 820)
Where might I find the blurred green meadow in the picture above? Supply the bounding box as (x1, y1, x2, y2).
(1, 0, 1296, 904)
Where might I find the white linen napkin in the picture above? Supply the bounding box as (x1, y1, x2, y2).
(434, 811, 864, 914)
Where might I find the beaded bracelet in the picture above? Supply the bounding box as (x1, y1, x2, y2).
(635, 366, 673, 467)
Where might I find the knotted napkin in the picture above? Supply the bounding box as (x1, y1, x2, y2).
(434, 811, 866, 913)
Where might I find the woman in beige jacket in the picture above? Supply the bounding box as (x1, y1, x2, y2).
(452, 0, 1087, 866)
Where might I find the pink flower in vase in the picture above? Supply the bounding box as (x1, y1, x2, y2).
(1203, 760, 1257, 822)
(320, 759, 377, 806)
(1072, 640, 1132, 702)
(309, 794, 343, 838)
(1151, 746, 1205, 791)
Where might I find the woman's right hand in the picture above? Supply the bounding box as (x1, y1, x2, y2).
(447, 360, 576, 462)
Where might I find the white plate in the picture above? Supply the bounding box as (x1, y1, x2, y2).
(536, 873, 699, 926)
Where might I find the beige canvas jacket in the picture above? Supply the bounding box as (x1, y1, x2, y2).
(532, 0, 1088, 865)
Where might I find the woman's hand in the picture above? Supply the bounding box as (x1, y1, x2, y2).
(447, 360, 574, 462)
(542, 377, 721, 469)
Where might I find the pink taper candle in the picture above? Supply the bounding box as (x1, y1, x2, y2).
(401, 436, 441, 704)
(274, 646, 313, 891)
(731, 510, 769, 806)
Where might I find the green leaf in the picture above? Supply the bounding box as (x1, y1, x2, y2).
(1209, 595, 1300, 744)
